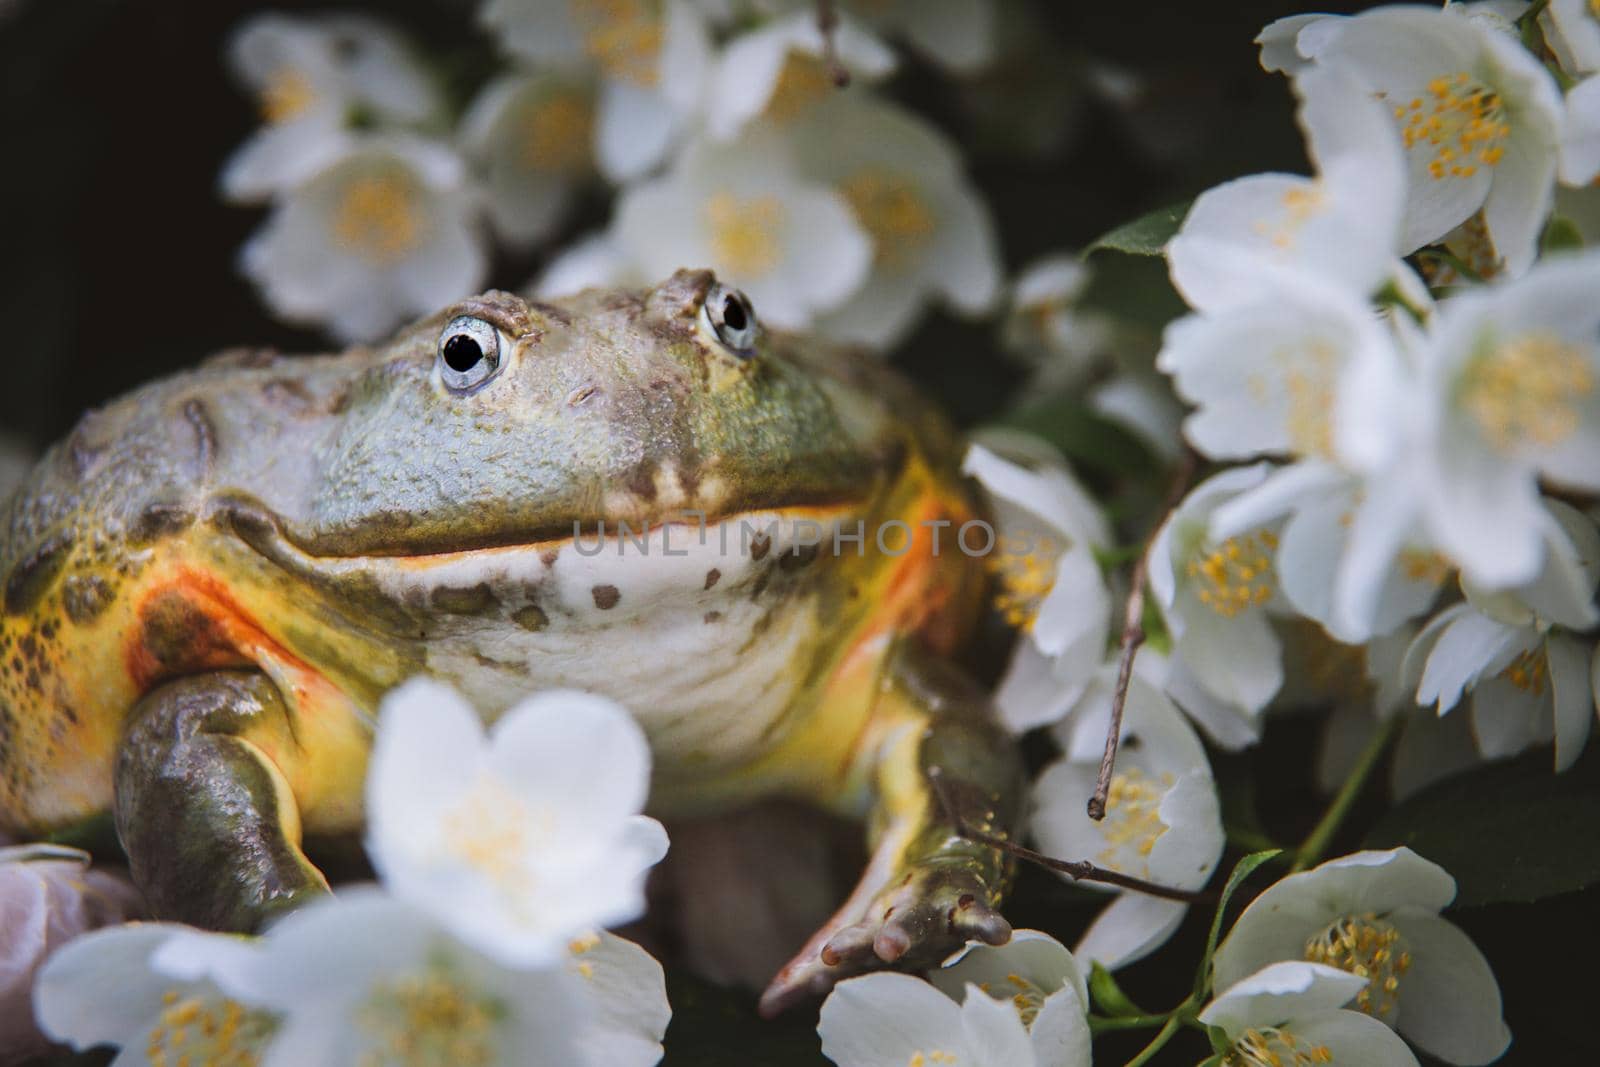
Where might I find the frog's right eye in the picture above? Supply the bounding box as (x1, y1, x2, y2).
(438, 315, 503, 393)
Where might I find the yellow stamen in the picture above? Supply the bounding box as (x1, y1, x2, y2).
(766, 52, 836, 122)
(332, 173, 424, 266)
(1303, 913, 1412, 1021)
(519, 89, 595, 173)
(1226, 1026, 1336, 1067)
(1500, 646, 1549, 696)
(1280, 339, 1337, 457)
(440, 777, 550, 899)
(1394, 72, 1511, 181)
(570, 0, 662, 87)
(985, 532, 1060, 632)
(144, 988, 274, 1067)
(839, 168, 937, 269)
(1398, 547, 1450, 586)
(1253, 183, 1328, 251)
(1097, 767, 1174, 876)
(1458, 331, 1595, 452)
(1185, 530, 1278, 618)
(706, 192, 786, 278)
(357, 955, 506, 1067)
(260, 66, 315, 124)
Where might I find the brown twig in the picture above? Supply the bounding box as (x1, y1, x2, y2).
(930, 767, 1211, 904)
(1087, 448, 1199, 821)
(816, 0, 850, 86)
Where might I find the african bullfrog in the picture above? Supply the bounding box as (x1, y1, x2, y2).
(0, 269, 1023, 1012)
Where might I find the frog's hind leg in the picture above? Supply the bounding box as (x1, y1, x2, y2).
(115, 670, 331, 932)
(759, 643, 1025, 1016)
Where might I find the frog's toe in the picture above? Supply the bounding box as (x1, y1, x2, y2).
(759, 862, 1009, 1017)
(855, 862, 1012, 969)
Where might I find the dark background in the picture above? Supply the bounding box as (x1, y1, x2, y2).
(3, 2, 1593, 1064)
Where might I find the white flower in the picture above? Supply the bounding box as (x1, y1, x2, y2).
(961, 440, 1112, 733)
(1167, 64, 1408, 312)
(850, 0, 998, 73)
(926, 931, 1092, 1066)
(33, 922, 276, 1065)
(613, 126, 871, 329)
(1199, 961, 1421, 1067)
(1560, 74, 1600, 184)
(461, 73, 598, 246)
(1032, 665, 1224, 969)
(564, 931, 673, 1067)
(0, 845, 139, 1061)
(817, 969, 1085, 1067)
(1205, 464, 1450, 645)
(707, 11, 896, 141)
(1369, 251, 1600, 589)
(1087, 371, 1188, 463)
(222, 13, 439, 202)
(787, 95, 1001, 348)
(366, 679, 669, 969)
(533, 229, 648, 297)
(241, 134, 486, 343)
(243, 889, 667, 1067)
(1408, 503, 1600, 769)
(1257, 14, 1331, 76)
(1541, 0, 1600, 77)
(1213, 848, 1511, 1066)
(1158, 279, 1401, 467)
(1149, 465, 1287, 722)
(479, 0, 712, 182)
(1291, 3, 1564, 273)
(1001, 255, 1111, 377)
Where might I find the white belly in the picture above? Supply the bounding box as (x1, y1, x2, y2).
(361, 512, 844, 779)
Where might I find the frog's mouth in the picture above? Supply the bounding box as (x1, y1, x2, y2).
(214, 492, 869, 629)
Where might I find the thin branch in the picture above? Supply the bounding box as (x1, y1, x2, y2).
(1087, 448, 1199, 821)
(815, 0, 850, 86)
(930, 767, 1211, 904)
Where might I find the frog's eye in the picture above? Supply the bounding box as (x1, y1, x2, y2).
(438, 315, 503, 393)
(700, 284, 760, 357)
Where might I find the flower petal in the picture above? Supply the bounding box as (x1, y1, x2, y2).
(1394, 914, 1511, 1065)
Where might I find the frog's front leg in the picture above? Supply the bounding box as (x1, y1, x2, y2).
(115, 670, 333, 932)
(759, 644, 1026, 1016)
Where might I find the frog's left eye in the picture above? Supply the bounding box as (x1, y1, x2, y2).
(438, 315, 503, 393)
(699, 284, 760, 357)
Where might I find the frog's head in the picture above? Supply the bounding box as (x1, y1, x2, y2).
(295, 269, 892, 556)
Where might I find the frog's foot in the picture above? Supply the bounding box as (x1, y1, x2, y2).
(760, 641, 1026, 1017)
(116, 670, 332, 932)
(759, 854, 1010, 1017)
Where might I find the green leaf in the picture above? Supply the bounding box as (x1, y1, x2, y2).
(1364, 748, 1600, 908)
(1542, 214, 1584, 255)
(999, 398, 1163, 481)
(1196, 849, 1282, 998)
(1086, 200, 1192, 257)
(1079, 249, 1189, 329)
(1088, 960, 1147, 1017)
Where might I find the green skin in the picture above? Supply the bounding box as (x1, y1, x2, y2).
(0, 270, 1024, 1012)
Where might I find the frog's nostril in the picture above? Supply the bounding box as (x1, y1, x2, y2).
(566, 384, 600, 407)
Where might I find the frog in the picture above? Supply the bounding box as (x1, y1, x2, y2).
(0, 269, 1024, 1013)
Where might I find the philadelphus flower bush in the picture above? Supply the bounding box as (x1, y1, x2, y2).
(13, 1, 1600, 1065)
(31, 684, 671, 1066)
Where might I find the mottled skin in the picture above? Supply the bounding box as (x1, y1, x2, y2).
(0, 270, 1023, 1011)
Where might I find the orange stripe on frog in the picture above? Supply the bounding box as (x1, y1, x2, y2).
(122, 565, 336, 710)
